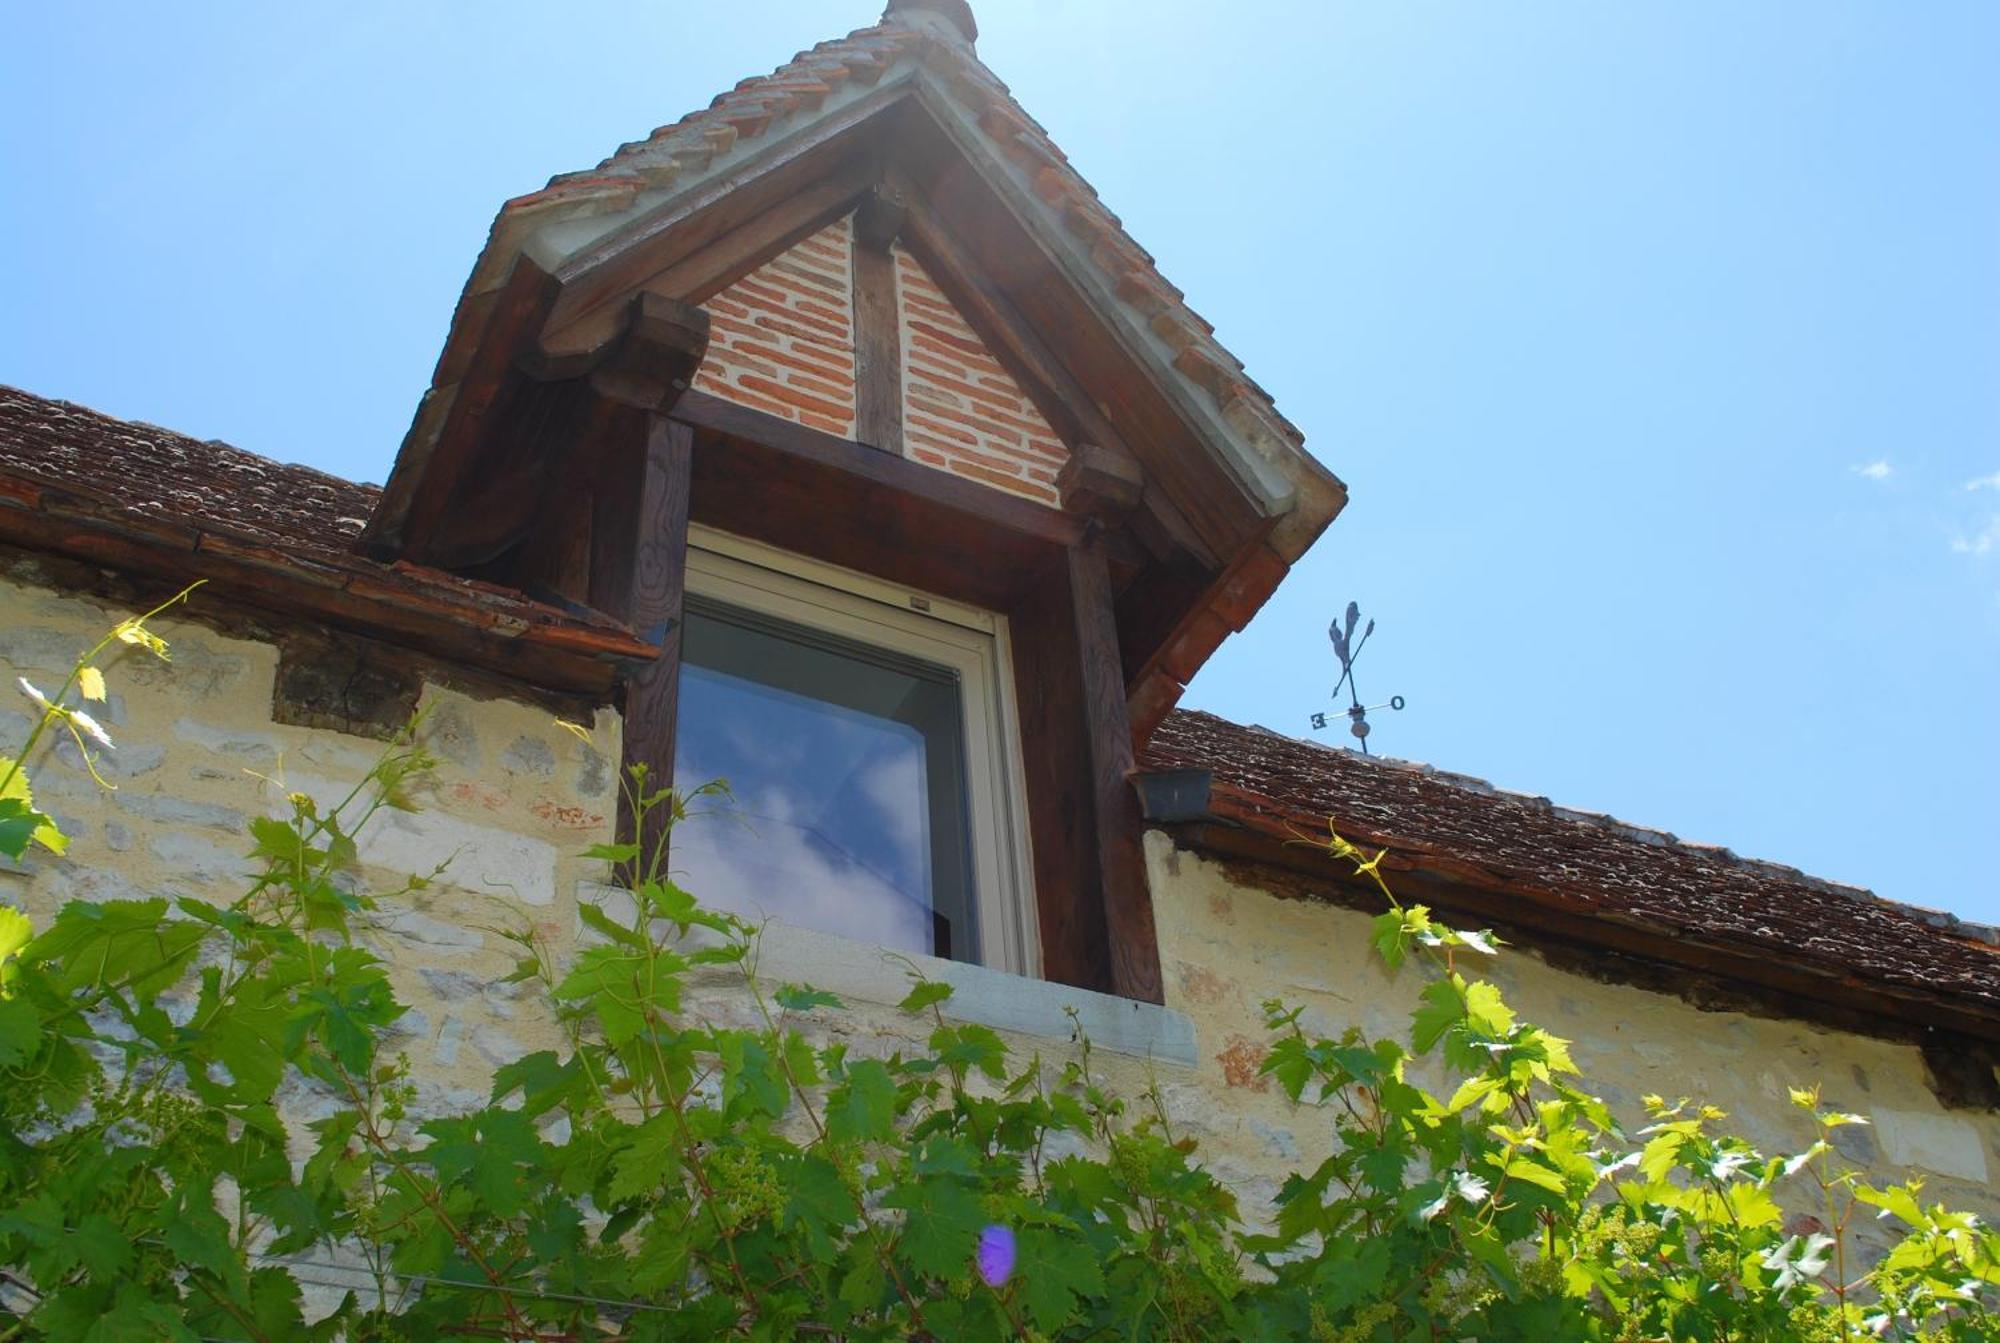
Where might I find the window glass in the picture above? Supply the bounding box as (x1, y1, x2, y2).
(671, 596, 978, 960)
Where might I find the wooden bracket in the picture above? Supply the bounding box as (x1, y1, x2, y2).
(526, 292, 711, 413)
(1056, 442, 1144, 521)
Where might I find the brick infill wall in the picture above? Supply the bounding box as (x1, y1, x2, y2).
(695, 220, 858, 438)
(896, 247, 1066, 506)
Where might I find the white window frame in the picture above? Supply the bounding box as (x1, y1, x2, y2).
(681, 525, 1042, 978)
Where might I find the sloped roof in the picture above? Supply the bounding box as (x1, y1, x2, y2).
(422, 5, 1335, 547)
(0, 387, 651, 689)
(0, 388, 379, 556)
(1144, 710, 2000, 1032)
(0, 385, 1988, 1032)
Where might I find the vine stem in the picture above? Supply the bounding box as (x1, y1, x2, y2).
(739, 942, 937, 1336)
(332, 1067, 540, 1342)
(0, 582, 200, 799)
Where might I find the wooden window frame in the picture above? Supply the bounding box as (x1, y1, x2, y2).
(679, 527, 1043, 978)
(615, 390, 1164, 1002)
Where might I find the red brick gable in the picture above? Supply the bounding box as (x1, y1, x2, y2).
(687, 217, 1070, 506)
(896, 247, 1066, 505)
(695, 221, 858, 438)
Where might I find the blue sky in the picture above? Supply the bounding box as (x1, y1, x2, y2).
(3, 2, 1996, 919)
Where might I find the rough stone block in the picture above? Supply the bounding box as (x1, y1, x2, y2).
(426, 702, 483, 770)
(373, 908, 485, 953)
(174, 718, 282, 767)
(1875, 1108, 1989, 1183)
(115, 790, 246, 831)
(289, 772, 558, 906)
(150, 832, 252, 887)
(502, 735, 556, 777)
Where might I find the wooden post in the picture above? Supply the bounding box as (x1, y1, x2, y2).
(1008, 559, 1111, 992)
(617, 416, 695, 872)
(1068, 531, 1165, 1003)
(852, 187, 906, 455)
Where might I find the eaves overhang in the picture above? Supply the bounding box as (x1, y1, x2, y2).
(368, 18, 1345, 571)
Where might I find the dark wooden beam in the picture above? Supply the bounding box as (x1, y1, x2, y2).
(584, 294, 711, 413)
(545, 87, 905, 340)
(418, 377, 591, 571)
(1126, 668, 1187, 753)
(853, 183, 908, 253)
(0, 478, 650, 697)
(675, 387, 1080, 542)
(418, 297, 708, 587)
(891, 125, 1258, 563)
(363, 255, 563, 560)
(889, 172, 1216, 575)
(677, 448, 1059, 612)
(538, 160, 879, 367)
(1117, 534, 1288, 750)
(1008, 556, 1112, 993)
(1069, 531, 1165, 1004)
(617, 417, 695, 869)
(586, 401, 650, 620)
(515, 393, 641, 609)
(851, 189, 906, 455)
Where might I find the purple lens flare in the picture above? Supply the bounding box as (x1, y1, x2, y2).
(976, 1223, 1016, 1287)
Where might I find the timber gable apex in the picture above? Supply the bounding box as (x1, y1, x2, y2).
(359, 3, 1346, 747)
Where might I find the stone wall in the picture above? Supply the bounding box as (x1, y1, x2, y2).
(6, 567, 1995, 1249)
(1145, 833, 2000, 1234)
(0, 568, 620, 1116)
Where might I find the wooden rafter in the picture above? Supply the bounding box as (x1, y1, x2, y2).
(362, 254, 563, 560)
(542, 84, 908, 342)
(536, 158, 881, 371)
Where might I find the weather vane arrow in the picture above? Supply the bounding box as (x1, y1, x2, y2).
(1312, 600, 1405, 755)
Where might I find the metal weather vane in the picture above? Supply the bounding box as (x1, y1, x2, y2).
(1313, 600, 1405, 756)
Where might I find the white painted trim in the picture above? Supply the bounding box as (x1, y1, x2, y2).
(680, 531, 1041, 978)
(688, 524, 995, 633)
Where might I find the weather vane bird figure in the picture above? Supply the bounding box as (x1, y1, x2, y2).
(1313, 600, 1404, 756)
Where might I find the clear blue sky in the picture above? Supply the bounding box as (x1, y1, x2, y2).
(4, 3, 1996, 919)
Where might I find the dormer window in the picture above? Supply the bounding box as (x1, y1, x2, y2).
(357, 1, 1344, 1005)
(671, 532, 1039, 975)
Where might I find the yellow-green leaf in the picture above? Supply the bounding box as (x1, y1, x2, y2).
(0, 906, 29, 963)
(77, 666, 106, 701)
(0, 760, 67, 858)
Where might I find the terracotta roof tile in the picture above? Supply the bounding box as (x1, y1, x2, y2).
(1143, 709, 2000, 1018)
(0, 386, 641, 653)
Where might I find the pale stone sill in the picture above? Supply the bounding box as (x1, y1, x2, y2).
(744, 922, 1198, 1068)
(576, 884, 1196, 1067)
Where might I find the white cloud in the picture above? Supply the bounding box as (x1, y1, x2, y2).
(856, 751, 928, 876)
(1951, 514, 2000, 558)
(1851, 461, 1894, 481)
(1965, 471, 2000, 493)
